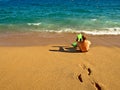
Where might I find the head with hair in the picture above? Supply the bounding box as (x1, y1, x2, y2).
(82, 35, 87, 41)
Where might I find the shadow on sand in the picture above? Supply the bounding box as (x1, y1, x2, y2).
(49, 46, 82, 53)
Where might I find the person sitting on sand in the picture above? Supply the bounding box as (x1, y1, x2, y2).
(77, 35, 91, 52)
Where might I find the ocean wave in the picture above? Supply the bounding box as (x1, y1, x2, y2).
(30, 27, 120, 35)
(27, 23, 41, 26)
(91, 19, 97, 21)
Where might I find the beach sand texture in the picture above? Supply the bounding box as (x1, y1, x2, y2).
(0, 33, 120, 90)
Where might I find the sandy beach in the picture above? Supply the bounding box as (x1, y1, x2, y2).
(0, 32, 120, 90)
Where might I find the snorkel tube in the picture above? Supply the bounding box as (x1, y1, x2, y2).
(77, 33, 82, 41)
(72, 33, 83, 48)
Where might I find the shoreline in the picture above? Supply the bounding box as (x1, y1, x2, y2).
(0, 32, 120, 47)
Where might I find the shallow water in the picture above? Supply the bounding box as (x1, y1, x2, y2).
(0, 0, 120, 34)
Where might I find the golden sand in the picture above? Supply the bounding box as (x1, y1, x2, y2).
(0, 32, 120, 90)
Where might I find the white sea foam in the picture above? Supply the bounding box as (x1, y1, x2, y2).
(91, 19, 97, 21)
(27, 23, 41, 26)
(49, 28, 120, 35)
(30, 27, 120, 35)
(80, 30, 120, 35)
(77, 28, 120, 35)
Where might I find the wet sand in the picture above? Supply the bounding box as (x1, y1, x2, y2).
(0, 32, 120, 90)
(0, 32, 120, 47)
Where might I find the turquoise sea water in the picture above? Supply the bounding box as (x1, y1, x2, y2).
(0, 0, 120, 34)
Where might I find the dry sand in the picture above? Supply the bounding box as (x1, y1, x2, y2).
(0, 32, 120, 90)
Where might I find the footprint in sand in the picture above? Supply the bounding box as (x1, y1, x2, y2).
(94, 82, 101, 90)
(91, 81, 102, 90)
(87, 68, 91, 75)
(78, 74, 83, 83)
(78, 64, 92, 76)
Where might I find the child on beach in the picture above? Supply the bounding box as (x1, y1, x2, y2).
(77, 35, 91, 52)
